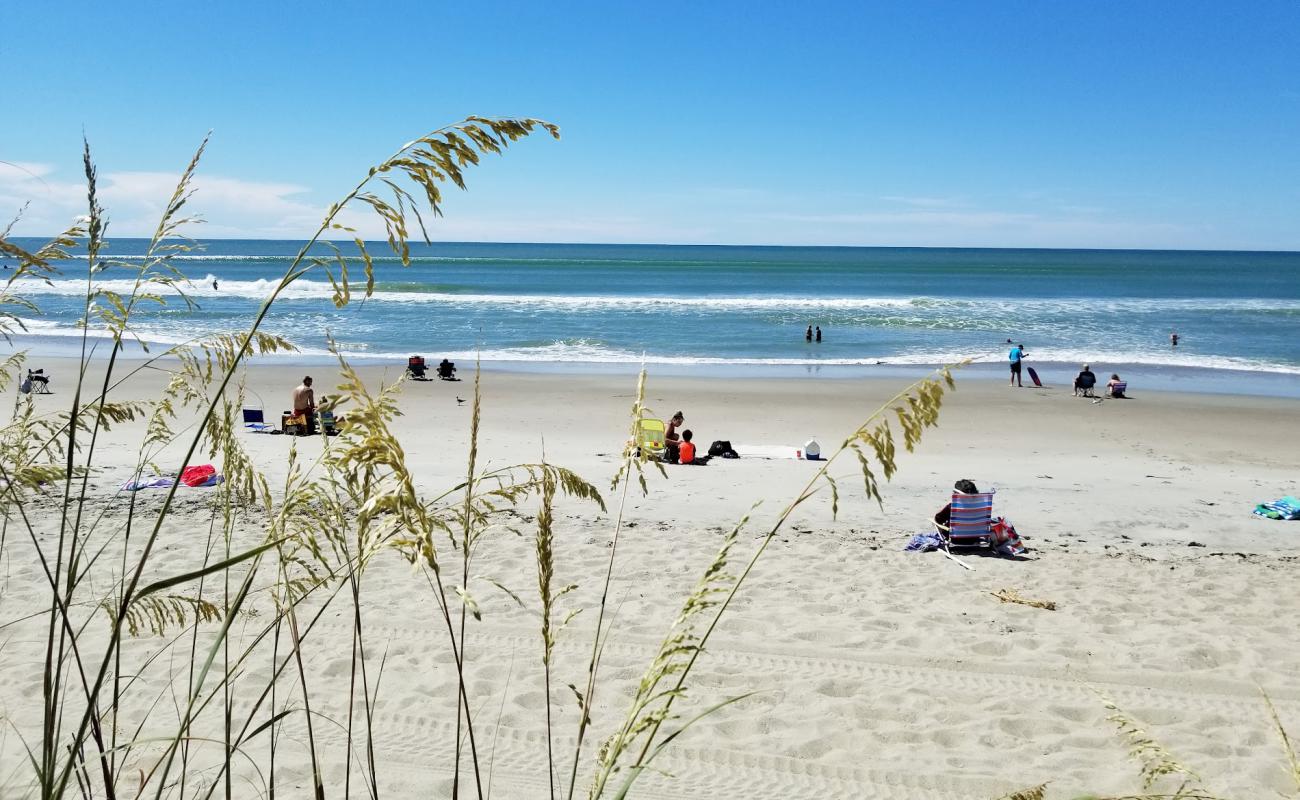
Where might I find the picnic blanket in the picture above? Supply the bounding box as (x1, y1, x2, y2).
(1254, 496, 1300, 520)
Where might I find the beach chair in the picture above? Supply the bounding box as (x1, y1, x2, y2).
(935, 490, 996, 549)
(242, 408, 276, 433)
(318, 410, 339, 436)
(1074, 373, 1096, 397)
(22, 368, 52, 395)
(1107, 381, 1127, 398)
(407, 356, 428, 380)
(636, 418, 667, 459)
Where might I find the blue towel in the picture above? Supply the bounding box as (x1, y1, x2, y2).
(1254, 496, 1300, 520)
(904, 532, 946, 552)
(122, 476, 174, 491)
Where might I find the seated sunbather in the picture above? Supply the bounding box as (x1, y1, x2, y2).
(933, 478, 979, 528)
(437, 359, 456, 380)
(664, 411, 685, 462)
(1073, 364, 1096, 396)
(1106, 373, 1126, 398)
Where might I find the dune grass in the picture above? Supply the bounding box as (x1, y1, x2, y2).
(0, 121, 1294, 800)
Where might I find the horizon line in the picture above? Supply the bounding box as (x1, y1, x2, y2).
(4, 235, 1298, 256)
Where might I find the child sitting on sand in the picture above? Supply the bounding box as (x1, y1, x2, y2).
(677, 430, 711, 466)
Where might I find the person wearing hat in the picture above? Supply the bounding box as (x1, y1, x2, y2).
(1073, 363, 1097, 397)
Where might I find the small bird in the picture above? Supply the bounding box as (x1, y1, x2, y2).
(456, 396, 465, 405)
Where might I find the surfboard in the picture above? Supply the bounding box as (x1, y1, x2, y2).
(1027, 366, 1042, 387)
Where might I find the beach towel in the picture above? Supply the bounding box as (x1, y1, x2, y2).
(180, 464, 220, 487)
(244, 422, 276, 433)
(734, 445, 807, 460)
(904, 531, 946, 552)
(122, 476, 175, 491)
(1254, 496, 1300, 520)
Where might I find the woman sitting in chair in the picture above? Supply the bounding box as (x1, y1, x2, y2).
(1106, 373, 1126, 398)
(934, 478, 979, 529)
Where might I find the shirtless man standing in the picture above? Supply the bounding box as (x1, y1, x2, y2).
(292, 376, 316, 433)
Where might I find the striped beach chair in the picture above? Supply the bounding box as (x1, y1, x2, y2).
(636, 418, 667, 459)
(1107, 381, 1127, 398)
(936, 490, 996, 548)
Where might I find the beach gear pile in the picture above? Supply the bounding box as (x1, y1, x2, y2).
(121, 464, 224, 491)
(1254, 496, 1300, 520)
(905, 518, 1027, 559)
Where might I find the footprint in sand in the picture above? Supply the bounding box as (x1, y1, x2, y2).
(813, 678, 859, 699)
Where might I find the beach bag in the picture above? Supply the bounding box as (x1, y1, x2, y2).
(180, 464, 217, 487)
(19, 377, 31, 394)
(990, 517, 1027, 557)
(708, 440, 739, 459)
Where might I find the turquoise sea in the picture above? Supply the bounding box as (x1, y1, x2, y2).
(5, 239, 1299, 395)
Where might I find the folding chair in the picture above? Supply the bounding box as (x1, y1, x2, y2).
(1107, 381, 1127, 398)
(407, 356, 428, 380)
(242, 408, 275, 433)
(935, 490, 996, 549)
(636, 418, 667, 459)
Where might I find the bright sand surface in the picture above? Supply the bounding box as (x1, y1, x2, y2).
(3, 359, 1298, 799)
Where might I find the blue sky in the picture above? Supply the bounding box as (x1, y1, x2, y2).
(2, 1, 1298, 249)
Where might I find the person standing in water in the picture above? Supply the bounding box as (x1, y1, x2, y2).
(815, 326, 822, 342)
(805, 325, 813, 342)
(212, 279, 219, 291)
(1170, 331, 1180, 347)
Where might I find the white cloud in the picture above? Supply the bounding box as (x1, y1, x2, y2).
(0, 161, 56, 181)
(0, 163, 328, 239)
(0, 160, 1280, 249)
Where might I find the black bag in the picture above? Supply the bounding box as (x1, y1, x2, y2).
(709, 440, 739, 459)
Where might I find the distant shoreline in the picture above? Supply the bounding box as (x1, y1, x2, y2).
(9, 349, 1300, 400)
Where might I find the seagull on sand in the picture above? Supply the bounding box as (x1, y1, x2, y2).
(456, 396, 465, 405)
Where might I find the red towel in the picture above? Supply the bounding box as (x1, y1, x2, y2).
(180, 464, 217, 487)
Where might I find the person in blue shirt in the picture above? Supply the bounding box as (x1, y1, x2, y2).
(1008, 343, 1026, 387)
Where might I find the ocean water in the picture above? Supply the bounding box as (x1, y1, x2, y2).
(5, 239, 1299, 390)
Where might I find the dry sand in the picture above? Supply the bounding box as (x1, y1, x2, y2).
(2, 359, 1298, 799)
